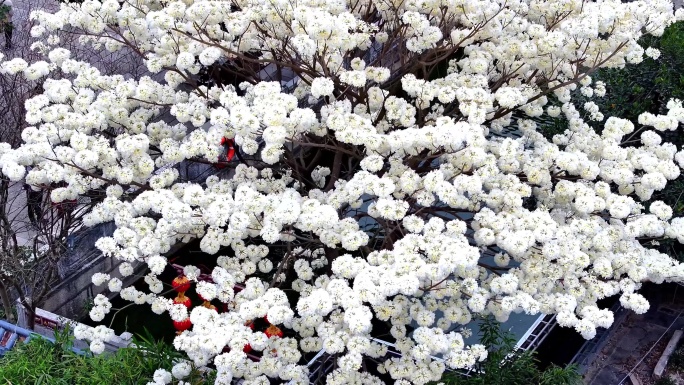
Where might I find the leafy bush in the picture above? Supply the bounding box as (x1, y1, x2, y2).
(0, 328, 208, 384)
(537, 21, 684, 146)
(435, 317, 582, 385)
(601, 21, 684, 124)
(533, 21, 684, 260)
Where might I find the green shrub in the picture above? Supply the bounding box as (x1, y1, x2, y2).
(0, 328, 209, 384)
(600, 21, 684, 260)
(434, 317, 582, 385)
(532, 21, 684, 260)
(577, 21, 684, 137)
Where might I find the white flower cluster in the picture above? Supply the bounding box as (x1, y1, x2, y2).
(88, 294, 112, 322)
(73, 323, 116, 355)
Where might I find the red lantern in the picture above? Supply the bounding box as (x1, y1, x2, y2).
(172, 276, 191, 293)
(265, 324, 283, 338)
(215, 138, 236, 169)
(198, 292, 217, 311)
(173, 318, 192, 332)
(173, 293, 191, 308)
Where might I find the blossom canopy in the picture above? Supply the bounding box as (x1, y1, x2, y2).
(1, 0, 684, 383)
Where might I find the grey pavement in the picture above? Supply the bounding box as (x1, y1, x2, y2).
(584, 287, 684, 385)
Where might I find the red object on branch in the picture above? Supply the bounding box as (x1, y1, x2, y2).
(172, 276, 191, 293)
(215, 137, 236, 169)
(243, 344, 252, 353)
(173, 293, 191, 308)
(197, 292, 207, 302)
(265, 324, 283, 338)
(173, 318, 192, 332)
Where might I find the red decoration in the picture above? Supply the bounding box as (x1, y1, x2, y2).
(173, 318, 192, 332)
(215, 138, 236, 169)
(265, 324, 283, 338)
(243, 344, 252, 353)
(173, 293, 191, 308)
(172, 276, 191, 293)
(198, 291, 217, 311)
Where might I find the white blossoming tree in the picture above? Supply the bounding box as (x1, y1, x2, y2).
(0, 0, 145, 329)
(1, 0, 684, 383)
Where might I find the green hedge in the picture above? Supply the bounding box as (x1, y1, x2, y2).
(434, 317, 582, 385)
(0, 329, 210, 385)
(533, 21, 684, 259)
(596, 21, 684, 259)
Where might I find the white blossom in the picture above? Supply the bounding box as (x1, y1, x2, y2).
(0, 0, 680, 383)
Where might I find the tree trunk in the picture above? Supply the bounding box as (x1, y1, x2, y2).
(0, 280, 14, 323)
(26, 304, 35, 330)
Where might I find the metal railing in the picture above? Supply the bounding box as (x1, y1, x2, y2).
(568, 302, 629, 373)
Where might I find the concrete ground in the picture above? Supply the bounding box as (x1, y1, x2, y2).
(584, 286, 684, 385)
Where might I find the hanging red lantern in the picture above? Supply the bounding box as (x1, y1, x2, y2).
(197, 292, 208, 302)
(265, 324, 283, 338)
(172, 276, 191, 293)
(197, 292, 217, 311)
(173, 292, 192, 308)
(173, 318, 192, 332)
(215, 138, 236, 169)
